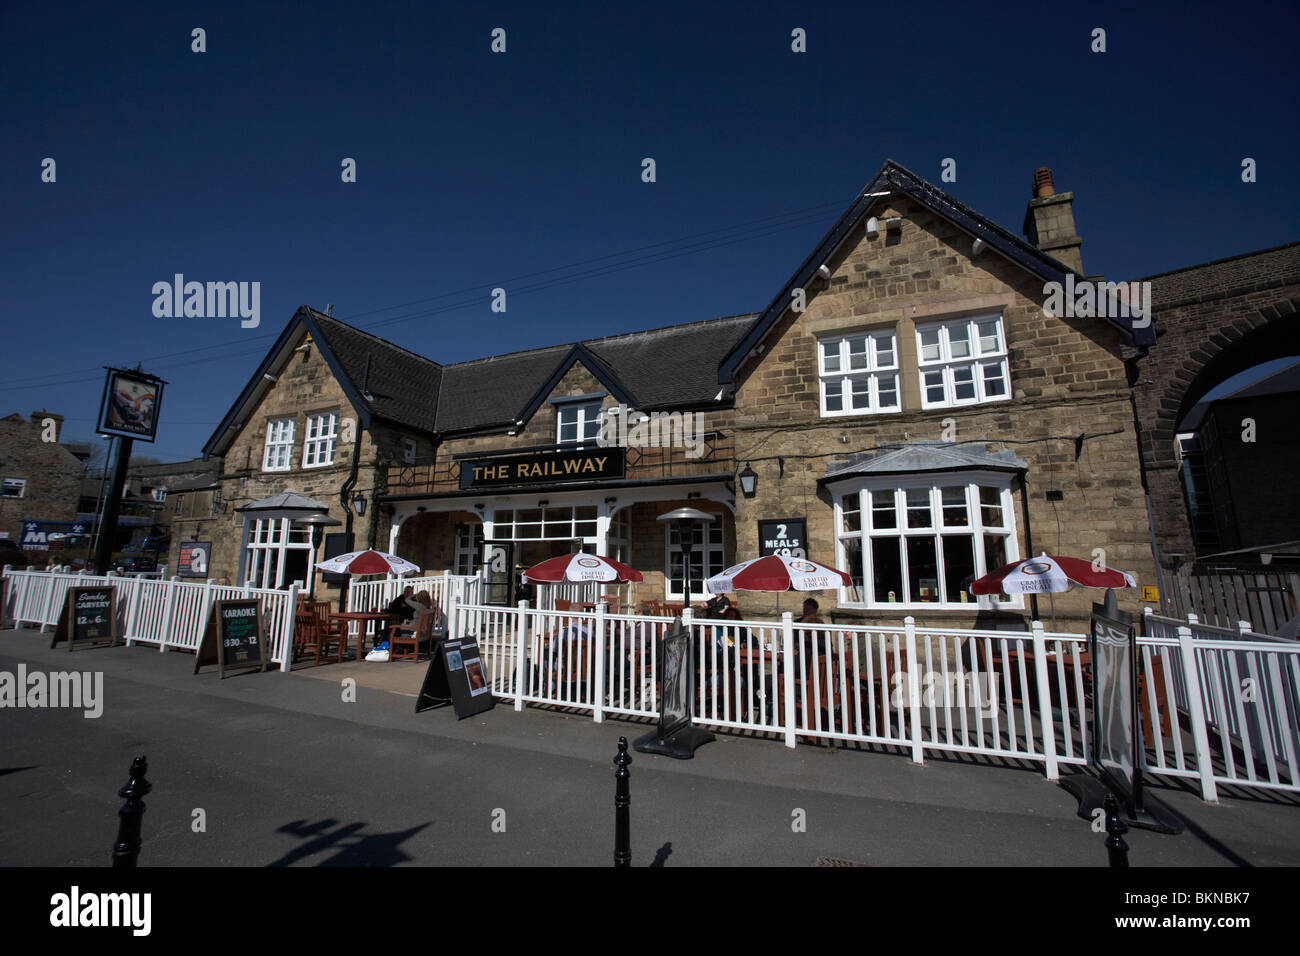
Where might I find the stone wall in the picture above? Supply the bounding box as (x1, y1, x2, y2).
(729, 193, 1156, 629)
(0, 412, 84, 551)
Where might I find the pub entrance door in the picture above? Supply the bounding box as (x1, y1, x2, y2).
(480, 540, 516, 606)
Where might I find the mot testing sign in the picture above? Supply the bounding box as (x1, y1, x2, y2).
(757, 519, 807, 559)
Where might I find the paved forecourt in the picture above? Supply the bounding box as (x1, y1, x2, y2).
(1, 627, 1297, 867)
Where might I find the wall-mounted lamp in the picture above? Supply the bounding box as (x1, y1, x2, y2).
(866, 217, 880, 239)
(262, 373, 277, 383)
(604, 497, 617, 505)
(351, 493, 367, 516)
(971, 238, 986, 257)
(817, 264, 831, 280)
(537, 500, 549, 508)
(474, 503, 485, 511)
(738, 463, 757, 498)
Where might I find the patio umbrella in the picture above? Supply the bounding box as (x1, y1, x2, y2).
(968, 552, 1137, 628)
(522, 552, 644, 612)
(705, 554, 852, 613)
(315, 549, 421, 576)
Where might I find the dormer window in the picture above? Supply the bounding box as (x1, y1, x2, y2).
(556, 398, 604, 446)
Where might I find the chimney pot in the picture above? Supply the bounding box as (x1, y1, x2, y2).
(1033, 167, 1055, 198)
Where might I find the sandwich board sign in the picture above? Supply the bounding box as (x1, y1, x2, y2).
(416, 636, 494, 719)
(194, 599, 267, 678)
(50, 586, 120, 651)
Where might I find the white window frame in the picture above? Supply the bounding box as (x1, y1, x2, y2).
(556, 400, 604, 446)
(664, 519, 727, 601)
(2, 478, 26, 498)
(817, 330, 901, 417)
(454, 522, 484, 576)
(916, 314, 1011, 410)
(244, 517, 314, 589)
(263, 418, 295, 472)
(302, 412, 338, 468)
(831, 471, 1022, 611)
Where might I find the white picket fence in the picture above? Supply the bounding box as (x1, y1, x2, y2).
(451, 601, 1300, 802)
(4, 567, 301, 670)
(345, 571, 482, 616)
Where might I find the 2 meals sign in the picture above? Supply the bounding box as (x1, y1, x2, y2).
(758, 519, 807, 559)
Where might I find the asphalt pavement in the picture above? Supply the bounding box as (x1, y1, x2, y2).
(1, 626, 1297, 867)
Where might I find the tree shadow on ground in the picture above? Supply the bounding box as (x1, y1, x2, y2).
(268, 818, 431, 867)
(0, 766, 37, 777)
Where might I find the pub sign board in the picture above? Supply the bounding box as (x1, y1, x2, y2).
(459, 447, 625, 490)
(757, 519, 807, 559)
(177, 542, 211, 577)
(50, 586, 120, 651)
(97, 368, 164, 443)
(416, 636, 495, 718)
(1089, 601, 1141, 813)
(194, 599, 267, 678)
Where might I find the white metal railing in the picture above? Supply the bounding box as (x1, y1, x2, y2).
(3, 567, 299, 670)
(445, 600, 1300, 801)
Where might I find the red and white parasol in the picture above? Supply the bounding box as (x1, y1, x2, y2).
(315, 549, 421, 576)
(522, 553, 645, 584)
(968, 553, 1136, 596)
(706, 554, 852, 594)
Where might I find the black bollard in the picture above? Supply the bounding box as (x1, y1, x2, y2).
(112, 755, 151, 869)
(1103, 792, 1129, 868)
(614, 736, 632, 868)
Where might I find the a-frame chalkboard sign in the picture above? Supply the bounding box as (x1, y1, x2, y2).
(194, 598, 267, 678)
(415, 636, 495, 719)
(50, 586, 120, 651)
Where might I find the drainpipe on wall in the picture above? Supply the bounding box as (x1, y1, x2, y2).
(1017, 470, 1040, 621)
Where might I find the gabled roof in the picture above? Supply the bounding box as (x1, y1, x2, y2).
(821, 440, 1028, 483)
(432, 313, 754, 433)
(202, 307, 444, 458)
(720, 160, 1155, 382)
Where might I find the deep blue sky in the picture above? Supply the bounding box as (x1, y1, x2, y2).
(4, 0, 1297, 463)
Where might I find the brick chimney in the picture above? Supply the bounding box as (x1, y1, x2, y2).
(1022, 167, 1084, 274)
(32, 410, 64, 440)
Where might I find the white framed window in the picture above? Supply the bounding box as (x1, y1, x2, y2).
(2, 478, 26, 498)
(833, 473, 1020, 610)
(665, 519, 727, 601)
(493, 505, 598, 541)
(263, 418, 295, 471)
(916, 314, 1010, 409)
(174, 494, 185, 516)
(818, 331, 900, 416)
(151, 487, 168, 503)
(245, 517, 314, 589)
(302, 412, 338, 468)
(556, 400, 604, 446)
(402, 438, 418, 465)
(454, 522, 484, 576)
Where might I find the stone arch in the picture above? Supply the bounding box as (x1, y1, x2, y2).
(1135, 245, 1300, 564)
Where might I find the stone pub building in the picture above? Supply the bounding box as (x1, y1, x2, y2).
(193, 160, 1157, 629)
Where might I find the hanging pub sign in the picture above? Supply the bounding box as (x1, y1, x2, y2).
(177, 542, 212, 577)
(757, 519, 807, 559)
(194, 599, 267, 678)
(97, 368, 164, 442)
(459, 447, 625, 490)
(50, 586, 120, 651)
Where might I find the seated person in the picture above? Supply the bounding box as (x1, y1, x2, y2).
(795, 598, 827, 665)
(700, 593, 731, 620)
(384, 585, 416, 624)
(717, 605, 753, 648)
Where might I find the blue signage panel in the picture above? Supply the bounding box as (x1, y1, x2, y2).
(20, 521, 89, 551)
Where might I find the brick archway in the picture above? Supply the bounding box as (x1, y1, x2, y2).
(1134, 243, 1300, 564)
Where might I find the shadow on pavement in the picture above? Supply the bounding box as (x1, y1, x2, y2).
(269, 817, 431, 867)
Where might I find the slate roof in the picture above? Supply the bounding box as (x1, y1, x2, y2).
(235, 491, 330, 513)
(822, 441, 1028, 482)
(1137, 242, 1300, 310)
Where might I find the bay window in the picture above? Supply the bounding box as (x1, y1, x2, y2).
(834, 474, 1020, 609)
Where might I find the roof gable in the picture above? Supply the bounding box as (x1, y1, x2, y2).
(720, 160, 1154, 382)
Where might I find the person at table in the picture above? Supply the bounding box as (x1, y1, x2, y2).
(796, 598, 828, 663)
(384, 585, 416, 625)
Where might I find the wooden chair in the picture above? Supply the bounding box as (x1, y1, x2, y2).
(294, 608, 340, 665)
(389, 606, 436, 663)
